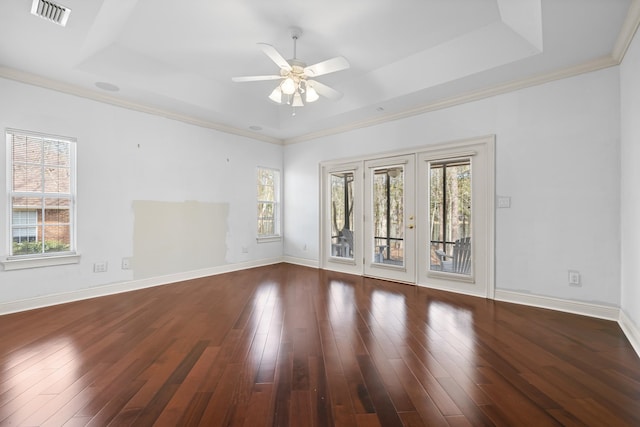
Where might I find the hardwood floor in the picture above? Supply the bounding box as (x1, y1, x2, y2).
(1, 263, 639, 426)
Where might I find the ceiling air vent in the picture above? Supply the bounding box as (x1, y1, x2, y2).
(30, 0, 71, 27)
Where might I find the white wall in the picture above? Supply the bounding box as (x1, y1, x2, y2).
(284, 67, 621, 306)
(0, 78, 283, 305)
(621, 29, 640, 330)
(0, 64, 625, 311)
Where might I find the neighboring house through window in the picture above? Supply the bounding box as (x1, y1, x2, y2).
(7, 129, 76, 257)
(12, 210, 38, 243)
(257, 167, 280, 240)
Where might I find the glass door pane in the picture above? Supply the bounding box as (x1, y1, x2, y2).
(372, 167, 404, 265)
(330, 171, 355, 259)
(364, 155, 415, 283)
(429, 160, 472, 275)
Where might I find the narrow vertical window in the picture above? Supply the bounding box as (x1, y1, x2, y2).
(330, 171, 354, 258)
(257, 167, 280, 239)
(8, 130, 76, 257)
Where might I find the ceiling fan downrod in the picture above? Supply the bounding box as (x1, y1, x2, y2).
(290, 26, 302, 60)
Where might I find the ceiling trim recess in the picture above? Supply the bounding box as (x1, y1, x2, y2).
(283, 55, 618, 145)
(0, 66, 283, 145)
(284, 0, 640, 145)
(612, 0, 640, 61)
(1, 0, 638, 146)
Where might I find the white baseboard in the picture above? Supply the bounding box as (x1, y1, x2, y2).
(282, 256, 320, 269)
(619, 309, 640, 357)
(0, 257, 283, 316)
(494, 289, 620, 321)
(3, 261, 637, 360)
(414, 281, 487, 298)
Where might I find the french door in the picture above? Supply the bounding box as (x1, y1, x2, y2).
(320, 136, 494, 297)
(363, 155, 415, 283)
(416, 138, 494, 297)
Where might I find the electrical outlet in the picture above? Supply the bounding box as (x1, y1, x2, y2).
(122, 257, 132, 269)
(568, 270, 581, 286)
(241, 246, 249, 254)
(93, 262, 108, 273)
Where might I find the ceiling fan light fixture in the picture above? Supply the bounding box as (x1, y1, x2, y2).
(292, 92, 304, 107)
(281, 77, 296, 95)
(305, 86, 319, 103)
(232, 27, 349, 109)
(269, 86, 283, 103)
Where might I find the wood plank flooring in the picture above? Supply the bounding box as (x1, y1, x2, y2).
(1, 263, 639, 426)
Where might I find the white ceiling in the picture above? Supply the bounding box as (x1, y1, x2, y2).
(0, 0, 637, 144)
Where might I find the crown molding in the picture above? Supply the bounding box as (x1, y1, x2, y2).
(612, 0, 640, 62)
(3, 0, 640, 148)
(283, 1, 640, 145)
(0, 66, 284, 146)
(0, 53, 621, 148)
(282, 55, 619, 145)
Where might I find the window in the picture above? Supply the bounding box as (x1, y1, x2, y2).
(7, 129, 76, 258)
(257, 167, 280, 239)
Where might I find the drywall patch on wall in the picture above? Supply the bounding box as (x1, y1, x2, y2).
(133, 200, 228, 279)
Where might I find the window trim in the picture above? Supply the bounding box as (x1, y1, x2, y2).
(2, 253, 81, 271)
(256, 166, 282, 242)
(4, 128, 78, 268)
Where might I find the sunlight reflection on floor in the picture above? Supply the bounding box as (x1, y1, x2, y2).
(1, 336, 84, 425)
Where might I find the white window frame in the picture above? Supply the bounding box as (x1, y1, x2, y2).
(2, 129, 80, 270)
(256, 167, 281, 242)
(11, 210, 38, 242)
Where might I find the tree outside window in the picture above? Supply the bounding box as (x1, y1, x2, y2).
(429, 160, 471, 271)
(257, 167, 280, 237)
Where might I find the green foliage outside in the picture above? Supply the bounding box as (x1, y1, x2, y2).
(330, 172, 354, 238)
(12, 240, 70, 256)
(429, 161, 471, 262)
(257, 168, 278, 236)
(430, 163, 471, 241)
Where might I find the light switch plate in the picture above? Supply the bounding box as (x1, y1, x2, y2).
(497, 196, 511, 208)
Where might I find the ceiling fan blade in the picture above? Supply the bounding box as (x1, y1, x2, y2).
(258, 43, 292, 71)
(232, 75, 282, 83)
(304, 56, 350, 77)
(307, 80, 343, 100)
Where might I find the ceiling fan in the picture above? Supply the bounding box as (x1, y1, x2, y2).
(232, 27, 350, 108)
